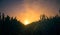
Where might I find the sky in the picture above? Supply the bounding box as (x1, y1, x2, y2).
(0, 0, 60, 24)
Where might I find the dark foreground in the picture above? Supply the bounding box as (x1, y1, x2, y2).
(0, 13, 60, 35)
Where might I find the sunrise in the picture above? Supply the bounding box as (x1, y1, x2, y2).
(0, 0, 60, 35)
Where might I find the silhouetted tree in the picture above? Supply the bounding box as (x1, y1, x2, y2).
(23, 14, 60, 35)
(2, 13, 5, 22)
(59, 9, 60, 13)
(0, 13, 25, 35)
(0, 12, 1, 24)
(0, 12, 1, 20)
(0, 12, 60, 35)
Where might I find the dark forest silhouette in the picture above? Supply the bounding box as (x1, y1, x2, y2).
(0, 12, 60, 35)
(0, 13, 24, 35)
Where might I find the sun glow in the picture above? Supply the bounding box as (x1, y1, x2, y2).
(24, 20, 30, 25)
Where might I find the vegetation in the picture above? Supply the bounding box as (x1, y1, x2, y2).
(0, 13, 24, 35)
(0, 12, 60, 35)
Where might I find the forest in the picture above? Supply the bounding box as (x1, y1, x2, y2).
(0, 12, 60, 35)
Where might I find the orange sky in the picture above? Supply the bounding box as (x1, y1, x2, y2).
(15, 1, 58, 24)
(0, 0, 59, 25)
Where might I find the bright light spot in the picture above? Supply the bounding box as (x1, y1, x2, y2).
(24, 20, 30, 25)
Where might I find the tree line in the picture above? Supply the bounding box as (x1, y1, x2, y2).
(0, 12, 60, 35)
(0, 12, 24, 35)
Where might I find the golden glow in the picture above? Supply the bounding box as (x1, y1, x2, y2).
(7, 0, 58, 25)
(24, 20, 30, 25)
